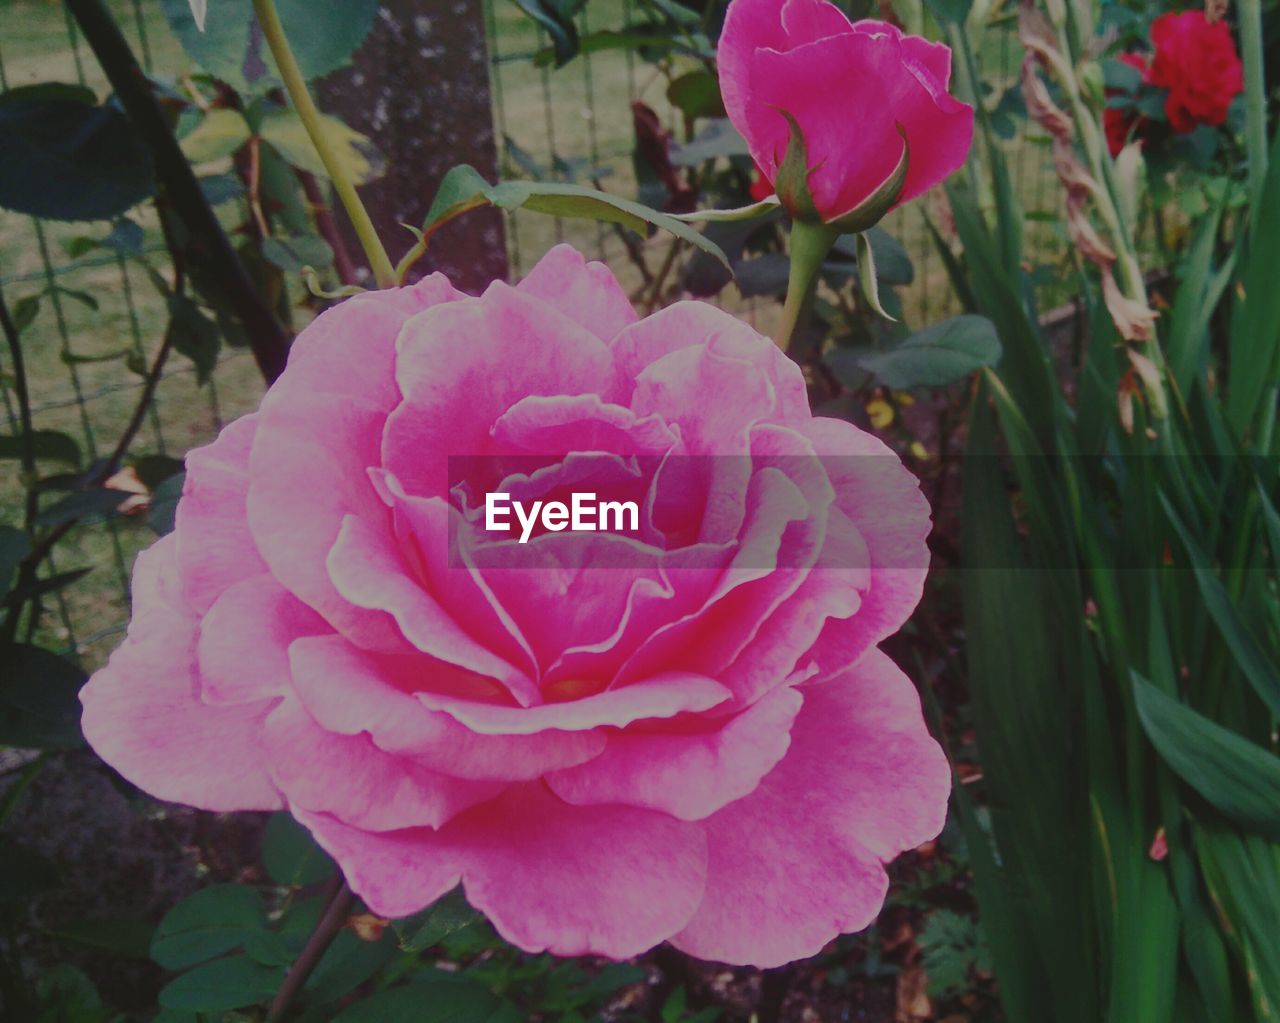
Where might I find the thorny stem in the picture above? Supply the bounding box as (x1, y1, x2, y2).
(251, 0, 395, 288)
(299, 171, 361, 287)
(66, 0, 291, 383)
(266, 878, 355, 1022)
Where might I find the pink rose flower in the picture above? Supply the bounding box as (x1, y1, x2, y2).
(81, 244, 947, 967)
(718, 0, 974, 224)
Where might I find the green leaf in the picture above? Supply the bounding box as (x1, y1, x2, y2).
(34, 488, 133, 529)
(422, 166, 729, 268)
(158, 954, 284, 1013)
(262, 811, 334, 886)
(179, 108, 252, 164)
(132, 454, 185, 490)
(393, 888, 479, 953)
(0, 430, 80, 467)
(167, 294, 221, 385)
(1133, 674, 1280, 840)
(1159, 494, 1280, 716)
(304, 929, 397, 1003)
(0, 644, 86, 750)
(11, 294, 40, 333)
(0, 526, 31, 602)
(0, 84, 155, 221)
(151, 884, 268, 970)
(261, 233, 335, 273)
(259, 108, 383, 185)
(918, 909, 991, 997)
(858, 314, 1001, 388)
(924, 0, 973, 23)
(149, 473, 186, 537)
(333, 971, 519, 1023)
(668, 118, 749, 166)
(855, 231, 895, 321)
(667, 195, 780, 224)
(34, 964, 103, 1020)
(160, 0, 379, 92)
(667, 70, 725, 120)
(512, 0, 584, 68)
(242, 929, 293, 967)
(832, 226, 913, 287)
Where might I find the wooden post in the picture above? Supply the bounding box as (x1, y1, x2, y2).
(318, 0, 508, 293)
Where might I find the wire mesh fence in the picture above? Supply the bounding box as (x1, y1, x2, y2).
(1, 0, 1058, 666)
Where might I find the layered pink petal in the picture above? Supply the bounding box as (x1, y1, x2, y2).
(797, 417, 931, 680)
(287, 636, 606, 780)
(297, 783, 708, 957)
(671, 648, 948, 966)
(265, 698, 502, 831)
(383, 284, 617, 499)
(748, 33, 972, 215)
(79, 537, 281, 811)
(326, 513, 533, 693)
(174, 413, 266, 614)
(416, 672, 733, 734)
(491, 394, 676, 457)
(783, 0, 856, 40)
(247, 281, 460, 648)
(626, 314, 809, 441)
(719, 0, 973, 218)
(547, 685, 803, 819)
(197, 573, 327, 705)
(515, 243, 638, 342)
(718, 0, 798, 135)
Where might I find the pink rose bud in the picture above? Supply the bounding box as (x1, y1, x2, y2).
(718, 0, 974, 227)
(80, 245, 946, 967)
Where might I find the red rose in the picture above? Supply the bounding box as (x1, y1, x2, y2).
(748, 167, 774, 202)
(1148, 10, 1243, 134)
(1105, 53, 1151, 157)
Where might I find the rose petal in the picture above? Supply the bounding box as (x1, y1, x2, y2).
(265, 698, 501, 831)
(797, 417, 930, 680)
(174, 413, 267, 615)
(248, 283, 460, 648)
(383, 283, 618, 499)
(515, 243, 639, 342)
(326, 513, 535, 695)
(671, 648, 948, 966)
(547, 685, 803, 820)
(80, 537, 281, 811)
(287, 636, 606, 780)
(416, 672, 733, 735)
(297, 783, 708, 958)
(197, 573, 327, 705)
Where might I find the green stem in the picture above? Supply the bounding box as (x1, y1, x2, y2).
(251, 0, 395, 288)
(1239, 0, 1268, 214)
(775, 220, 838, 355)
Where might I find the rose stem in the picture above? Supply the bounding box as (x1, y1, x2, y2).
(774, 219, 839, 355)
(250, 0, 396, 289)
(265, 877, 356, 1022)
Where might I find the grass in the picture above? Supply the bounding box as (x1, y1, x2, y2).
(1, 0, 1060, 668)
